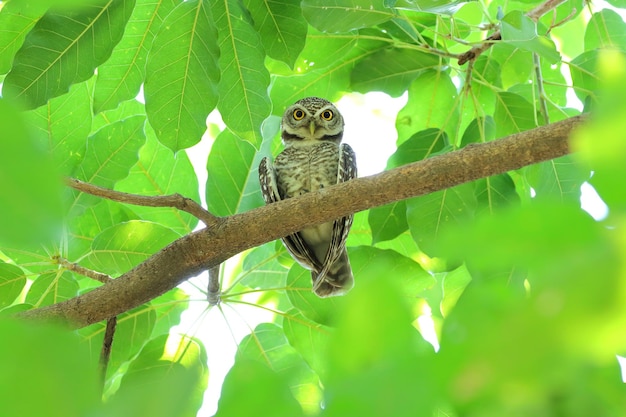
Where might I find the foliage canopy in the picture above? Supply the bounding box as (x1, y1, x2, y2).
(1, 0, 626, 415)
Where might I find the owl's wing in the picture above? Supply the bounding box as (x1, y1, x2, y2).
(258, 157, 323, 273)
(313, 144, 357, 290)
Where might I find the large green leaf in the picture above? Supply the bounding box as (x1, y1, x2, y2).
(87, 220, 179, 275)
(525, 155, 590, 203)
(271, 36, 383, 110)
(67, 199, 139, 261)
(243, 0, 308, 68)
(475, 173, 519, 216)
(3, 0, 135, 109)
(584, 9, 626, 51)
(500, 10, 560, 64)
(237, 323, 323, 415)
(212, 0, 271, 147)
(323, 274, 437, 417)
(116, 127, 200, 235)
(215, 358, 303, 417)
(395, 70, 459, 144)
(25, 271, 79, 307)
(71, 115, 146, 214)
(206, 129, 263, 216)
(0, 99, 63, 247)
(144, 0, 219, 152)
(493, 91, 536, 137)
(23, 80, 92, 176)
(569, 50, 600, 103)
(104, 334, 207, 417)
(301, 0, 394, 32)
(0, 1, 45, 74)
(351, 47, 442, 97)
(282, 308, 332, 382)
(0, 262, 27, 308)
(94, 0, 179, 113)
(406, 182, 476, 256)
(238, 242, 289, 291)
(0, 320, 100, 417)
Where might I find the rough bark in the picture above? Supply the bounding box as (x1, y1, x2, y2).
(18, 115, 587, 328)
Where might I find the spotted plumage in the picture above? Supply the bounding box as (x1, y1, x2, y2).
(258, 97, 357, 297)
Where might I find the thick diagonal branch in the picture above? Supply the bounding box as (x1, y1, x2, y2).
(18, 115, 586, 328)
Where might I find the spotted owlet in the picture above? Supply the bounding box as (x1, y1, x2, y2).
(258, 97, 357, 297)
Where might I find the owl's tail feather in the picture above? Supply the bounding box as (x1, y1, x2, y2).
(312, 250, 354, 297)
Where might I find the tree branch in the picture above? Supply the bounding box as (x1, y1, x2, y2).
(17, 115, 586, 329)
(65, 178, 219, 227)
(458, 0, 567, 65)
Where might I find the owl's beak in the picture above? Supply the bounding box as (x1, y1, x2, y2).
(309, 120, 316, 136)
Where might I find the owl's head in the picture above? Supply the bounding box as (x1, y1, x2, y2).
(281, 97, 344, 145)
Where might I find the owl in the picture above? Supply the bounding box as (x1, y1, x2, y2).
(258, 97, 357, 297)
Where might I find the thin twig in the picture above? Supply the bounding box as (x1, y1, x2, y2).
(54, 255, 112, 283)
(207, 265, 221, 306)
(533, 53, 550, 125)
(54, 255, 117, 390)
(99, 316, 117, 391)
(458, 0, 567, 65)
(65, 178, 219, 227)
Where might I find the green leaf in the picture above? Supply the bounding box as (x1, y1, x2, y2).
(151, 288, 189, 337)
(351, 47, 442, 97)
(237, 323, 323, 415)
(500, 10, 560, 63)
(206, 129, 263, 216)
(350, 246, 435, 295)
(116, 127, 200, 235)
(0, 262, 27, 308)
(23, 80, 92, 176)
(0, 1, 45, 74)
(406, 182, 476, 256)
(323, 273, 437, 417)
(271, 36, 383, 109)
(105, 334, 207, 417)
(0, 99, 63, 246)
(94, 0, 179, 113)
(212, 0, 271, 147)
(369, 201, 409, 244)
(301, 0, 394, 32)
(216, 358, 303, 417)
(3, 0, 135, 109)
(88, 220, 179, 276)
(67, 199, 139, 261)
(439, 264, 472, 316)
(525, 155, 590, 203)
(585, 9, 626, 51)
(243, 0, 308, 68)
(79, 304, 157, 378)
(490, 43, 533, 89)
(25, 271, 79, 307)
(286, 265, 346, 326)
(71, 115, 146, 213)
(494, 91, 536, 137)
(0, 319, 100, 417)
(395, 70, 459, 144)
(475, 173, 519, 216)
(144, 0, 219, 152)
(239, 243, 288, 291)
(569, 50, 600, 103)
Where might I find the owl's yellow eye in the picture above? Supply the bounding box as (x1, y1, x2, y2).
(321, 110, 333, 121)
(293, 109, 305, 120)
